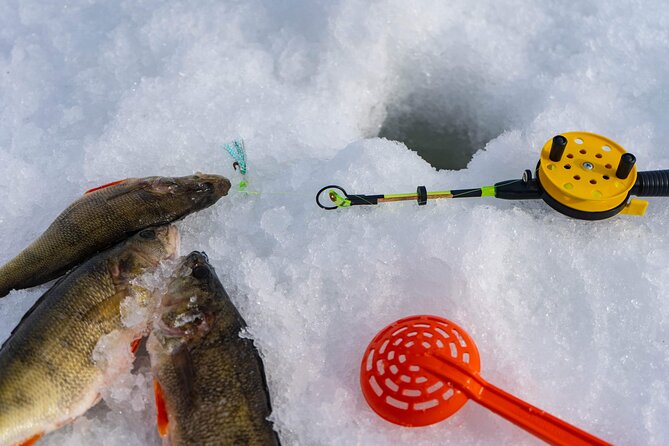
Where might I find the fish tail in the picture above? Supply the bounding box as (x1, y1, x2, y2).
(0, 250, 44, 298)
(0, 267, 12, 297)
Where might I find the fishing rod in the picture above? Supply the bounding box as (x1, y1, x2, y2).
(316, 131, 669, 220)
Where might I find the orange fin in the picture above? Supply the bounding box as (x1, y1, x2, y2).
(85, 179, 127, 194)
(19, 433, 43, 446)
(154, 379, 169, 437)
(130, 338, 141, 354)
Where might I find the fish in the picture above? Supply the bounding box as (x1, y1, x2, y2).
(0, 225, 179, 446)
(147, 252, 280, 446)
(0, 174, 231, 298)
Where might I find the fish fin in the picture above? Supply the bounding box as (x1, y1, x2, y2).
(154, 380, 169, 437)
(84, 179, 127, 194)
(153, 347, 195, 438)
(130, 337, 142, 354)
(171, 345, 196, 398)
(18, 433, 43, 446)
(82, 290, 126, 326)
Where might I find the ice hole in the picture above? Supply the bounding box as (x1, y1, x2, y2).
(449, 342, 458, 357)
(415, 376, 428, 383)
(377, 90, 501, 171)
(390, 365, 399, 375)
(380, 339, 389, 354)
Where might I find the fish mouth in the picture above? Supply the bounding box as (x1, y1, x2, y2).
(193, 173, 231, 198)
(156, 318, 190, 338)
(215, 176, 232, 197)
(156, 307, 213, 339)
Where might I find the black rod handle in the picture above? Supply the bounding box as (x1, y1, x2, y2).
(494, 178, 541, 200)
(632, 170, 669, 196)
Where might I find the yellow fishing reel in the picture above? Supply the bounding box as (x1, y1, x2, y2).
(536, 132, 649, 220)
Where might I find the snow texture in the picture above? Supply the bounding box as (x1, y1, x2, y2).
(1, 1, 669, 445)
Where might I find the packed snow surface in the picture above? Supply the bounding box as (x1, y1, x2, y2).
(1, 1, 669, 445)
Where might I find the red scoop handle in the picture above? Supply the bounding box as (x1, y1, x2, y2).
(419, 351, 611, 446)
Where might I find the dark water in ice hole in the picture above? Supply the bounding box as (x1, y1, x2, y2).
(378, 114, 483, 171)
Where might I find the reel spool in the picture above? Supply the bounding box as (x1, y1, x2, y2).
(536, 132, 647, 220)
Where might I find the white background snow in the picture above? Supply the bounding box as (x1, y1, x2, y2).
(1, 0, 669, 445)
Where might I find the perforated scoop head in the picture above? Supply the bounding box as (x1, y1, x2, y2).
(360, 315, 481, 427)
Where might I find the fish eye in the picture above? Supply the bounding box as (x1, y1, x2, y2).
(199, 182, 214, 193)
(139, 229, 156, 240)
(192, 265, 210, 280)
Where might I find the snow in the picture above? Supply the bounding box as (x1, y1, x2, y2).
(1, 0, 669, 445)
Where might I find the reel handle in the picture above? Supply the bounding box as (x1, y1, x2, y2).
(632, 170, 669, 197)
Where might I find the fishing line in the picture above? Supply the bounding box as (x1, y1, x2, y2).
(222, 132, 669, 220)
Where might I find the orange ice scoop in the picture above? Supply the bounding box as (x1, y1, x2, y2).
(360, 315, 611, 446)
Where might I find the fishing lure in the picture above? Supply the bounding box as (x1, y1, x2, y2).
(223, 139, 249, 191)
